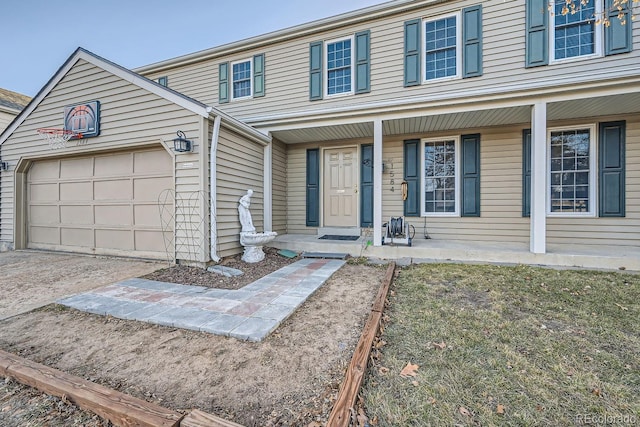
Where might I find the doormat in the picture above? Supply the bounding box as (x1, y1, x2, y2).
(318, 235, 359, 241)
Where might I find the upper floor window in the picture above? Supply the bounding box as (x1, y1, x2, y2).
(232, 60, 252, 99)
(309, 31, 370, 101)
(218, 54, 265, 104)
(326, 37, 354, 96)
(551, 0, 602, 61)
(157, 76, 168, 87)
(424, 14, 461, 81)
(404, 5, 483, 87)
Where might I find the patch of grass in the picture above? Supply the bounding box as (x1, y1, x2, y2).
(362, 264, 640, 426)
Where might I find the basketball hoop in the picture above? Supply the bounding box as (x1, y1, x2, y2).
(36, 128, 83, 150)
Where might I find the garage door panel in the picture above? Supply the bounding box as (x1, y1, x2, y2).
(61, 227, 94, 247)
(96, 229, 134, 250)
(135, 230, 169, 252)
(134, 150, 172, 174)
(95, 205, 132, 226)
(28, 147, 172, 259)
(30, 226, 60, 245)
(60, 157, 93, 179)
(95, 153, 132, 176)
(30, 205, 59, 225)
(134, 177, 172, 202)
(30, 183, 59, 201)
(94, 179, 132, 200)
(134, 205, 162, 227)
(29, 160, 59, 181)
(60, 182, 92, 201)
(60, 205, 94, 225)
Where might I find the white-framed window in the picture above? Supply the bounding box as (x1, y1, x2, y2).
(550, 0, 603, 62)
(325, 36, 354, 97)
(548, 124, 597, 216)
(231, 59, 252, 100)
(423, 12, 461, 81)
(422, 136, 460, 216)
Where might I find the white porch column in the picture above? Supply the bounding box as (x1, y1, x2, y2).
(263, 142, 273, 232)
(373, 119, 383, 246)
(530, 102, 547, 254)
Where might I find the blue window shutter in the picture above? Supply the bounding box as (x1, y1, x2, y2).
(404, 139, 420, 216)
(522, 129, 532, 217)
(599, 121, 625, 217)
(361, 144, 374, 227)
(404, 19, 422, 87)
(219, 62, 229, 104)
(525, 0, 548, 67)
(355, 30, 371, 94)
(309, 41, 323, 101)
(605, 0, 632, 56)
(461, 134, 481, 217)
(253, 54, 265, 98)
(462, 5, 483, 78)
(306, 149, 320, 226)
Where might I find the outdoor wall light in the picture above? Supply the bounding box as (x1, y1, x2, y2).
(0, 161, 8, 171)
(173, 130, 192, 153)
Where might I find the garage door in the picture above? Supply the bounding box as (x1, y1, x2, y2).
(27, 147, 173, 259)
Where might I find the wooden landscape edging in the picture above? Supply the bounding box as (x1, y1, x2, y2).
(0, 349, 244, 427)
(326, 262, 396, 427)
(0, 348, 183, 427)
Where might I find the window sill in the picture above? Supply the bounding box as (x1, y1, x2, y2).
(546, 212, 596, 218)
(549, 53, 603, 66)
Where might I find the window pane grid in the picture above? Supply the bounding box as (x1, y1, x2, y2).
(550, 129, 591, 213)
(232, 61, 251, 98)
(425, 17, 457, 80)
(327, 40, 352, 95)
(554, 0, 595, 59)
(424, 140, 456, 213)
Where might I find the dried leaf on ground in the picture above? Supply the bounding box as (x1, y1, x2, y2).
(400, 362, 419, 378)
(496, 404, 505, 414)
(378, 366, 390, 375)
(459, 406, 472, 417)
(432, 341, 447, 350)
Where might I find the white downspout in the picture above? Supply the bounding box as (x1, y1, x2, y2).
(210, 115, 222, 263)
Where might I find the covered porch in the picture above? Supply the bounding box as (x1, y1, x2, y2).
(258, 77, 640, 267)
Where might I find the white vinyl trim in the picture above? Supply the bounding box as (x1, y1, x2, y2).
(210, 114, 222, 263)
(422, 11, 462, 83)
(530, 102, 547, 254)
(420, 135, 461, 217)
(373, 119, 383, 246)
(549, 0, 603, 64)
(546, 123, 597, 217)
(324, 35, 355, 98)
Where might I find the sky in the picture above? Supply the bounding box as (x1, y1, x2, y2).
(0, 0, 386, 97)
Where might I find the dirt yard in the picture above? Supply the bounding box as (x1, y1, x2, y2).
(0, 251, 162, 320)
(0, 261, 384, 426)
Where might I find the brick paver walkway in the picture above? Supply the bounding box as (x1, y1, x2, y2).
(58, 258, 345, 341)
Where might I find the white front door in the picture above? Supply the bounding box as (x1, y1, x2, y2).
(323, 147, 358, 227)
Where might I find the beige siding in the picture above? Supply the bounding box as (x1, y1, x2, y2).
(0, 58, 204, 261)
(0, 110, 16, 133)
(272, 138, 287, 234)
(215, 127, 265, 257)
(547, 115, 640, 247)
(382, 127, 530, 243)
(142, 0, 640, 122)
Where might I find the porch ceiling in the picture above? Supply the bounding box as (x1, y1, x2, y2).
(548, 92, 640, 121)
(268, 91, 640, 144)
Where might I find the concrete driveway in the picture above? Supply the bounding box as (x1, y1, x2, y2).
(0, 251, 163, 320)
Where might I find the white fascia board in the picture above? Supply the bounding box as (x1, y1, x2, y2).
(134, 0, 437, 75)
(210, 108, 271, 147)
